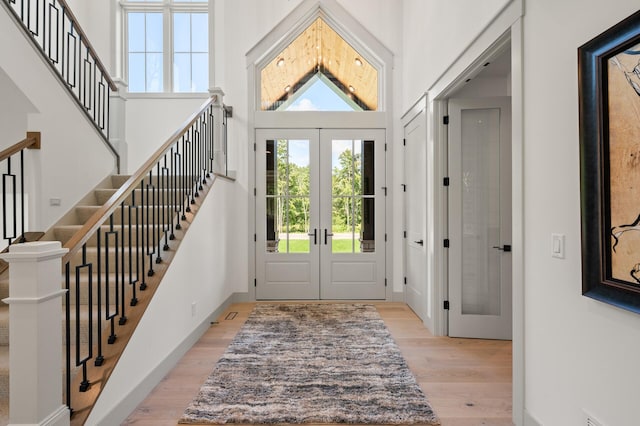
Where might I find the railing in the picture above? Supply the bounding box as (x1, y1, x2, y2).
(2, 0, 120, 171)
(0, 132, 40, 252)
(61, 95, 226, 420)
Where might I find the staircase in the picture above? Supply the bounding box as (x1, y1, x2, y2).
(0, 174, 131, 424)
(0, 156, 223, 422)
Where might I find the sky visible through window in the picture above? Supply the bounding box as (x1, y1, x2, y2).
(285, 78, 356, 112)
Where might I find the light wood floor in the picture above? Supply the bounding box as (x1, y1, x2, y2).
(123, 302, 512, 426)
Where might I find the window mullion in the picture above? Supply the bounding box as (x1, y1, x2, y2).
(163, 4, 172, 92)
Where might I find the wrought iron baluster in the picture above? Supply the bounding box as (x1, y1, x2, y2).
(119, 202, 126, 324)
(65, 261, 71, 410)
(154, 163, 162, 264)
(95, 229, 104, 366)
(105, 214, 118, 344)
(76, 244, 93, 392)
(129, 191, 139, 304)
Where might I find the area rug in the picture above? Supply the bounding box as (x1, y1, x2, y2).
(179, 303, 440, 425)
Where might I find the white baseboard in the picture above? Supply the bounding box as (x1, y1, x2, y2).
(95, 292, 237, 426)
(233, 292, 250, 303)
(524, 410, 542, 426)
(392, 291, 405, 302)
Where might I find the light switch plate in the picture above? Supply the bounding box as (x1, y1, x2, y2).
(552, 233, 565, 259)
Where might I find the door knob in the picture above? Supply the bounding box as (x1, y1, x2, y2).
(492, 244, 511, 252)
(414, 239, 424, 246)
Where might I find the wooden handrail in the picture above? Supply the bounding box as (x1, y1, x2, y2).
(61, 96, 217, 264)
(55, 0, 117, 91)
(0, 132, 41, 162)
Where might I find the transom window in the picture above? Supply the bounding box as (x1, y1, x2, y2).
(123, 0, 208, 93)
(260, 17, 378, 111)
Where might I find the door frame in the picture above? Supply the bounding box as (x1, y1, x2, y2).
(425, 12, 524, 426)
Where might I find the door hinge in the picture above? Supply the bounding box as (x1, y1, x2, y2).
(253, 188, 256, 196)
(382, 186, 387, 196)
(254, 278, 257, 287)
(385, 233, 387, 242)
(443, 177, 450, 186)
(253, 142, 256, 151)
(254, 234, 257, 242)
(403, 230, 407, 238)
(444, 238, 450, 248)
(403, 138, 406, 146)
(443, 115, 449, 125)
(401, 184, 406, 192)
(443, 300, 450, 310)
(385, 143, 388, 151)
(385, 278, 388, 287)
(404, 276, 407, 285)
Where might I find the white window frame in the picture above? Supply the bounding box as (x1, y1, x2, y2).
(121, 0, 209, 97)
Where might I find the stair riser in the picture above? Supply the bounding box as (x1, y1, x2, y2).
(55, 225, 169, 247)
(111, 175, 202, 189)
(0, 309, 120, 346)
(75, 205, 184, 226)
(94, 188, 195, 206)
(66, 247, 169, 274)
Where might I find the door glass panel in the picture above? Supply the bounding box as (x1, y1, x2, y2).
(331, 139, 375, 253)
(265, 139, 310, 253)
(460, 108, 501, 315)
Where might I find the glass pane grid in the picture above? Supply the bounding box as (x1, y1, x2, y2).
(266, 139, 310, 254)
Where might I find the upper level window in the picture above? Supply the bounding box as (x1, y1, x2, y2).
(260, 17, 378, 111)
(123, 0, 208, 93)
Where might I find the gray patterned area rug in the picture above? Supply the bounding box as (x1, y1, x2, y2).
(179, 303, 440, 425)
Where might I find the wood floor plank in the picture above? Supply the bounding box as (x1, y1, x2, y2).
(122, 302, 513, 426)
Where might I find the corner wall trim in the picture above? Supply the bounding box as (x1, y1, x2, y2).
(95, 292, 238, 425)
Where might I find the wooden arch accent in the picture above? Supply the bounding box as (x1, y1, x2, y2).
(260, 17, 378, 111)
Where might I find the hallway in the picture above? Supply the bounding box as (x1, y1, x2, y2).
(124, 303, 512, 425)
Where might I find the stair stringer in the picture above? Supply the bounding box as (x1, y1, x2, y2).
(79, 175, 239, 425)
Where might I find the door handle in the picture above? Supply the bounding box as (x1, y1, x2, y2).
(492, 244, 512, 252)
(324, 229, 334, 245)
(307, 229, 317, 245)
(414, 239, 424, 246)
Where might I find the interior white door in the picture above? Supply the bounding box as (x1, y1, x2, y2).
(319, 129, 386, 300)
(255, 128, 386, 300)
(255, 129, 320, 299)
(448, 97, 512, 340)
(404, 111, 428, 320)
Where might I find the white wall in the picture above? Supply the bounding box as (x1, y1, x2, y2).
(523, 1, 640, 425)
(125, 97, 210, 172)
(87, 177, 238, 425)
(0, 6, 116, 231)
(402, 0, 511, 111)
(0, 67, 37, 149)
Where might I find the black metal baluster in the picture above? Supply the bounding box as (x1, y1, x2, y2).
(162, 156, 170, 251)
(129, 191, 139, 305)
(19, 150, 25, 242)
(154, 163, 162, 263)
(95, 230, 104, 366)
(119, 203, 126, 325)
(65, 261, 71, 411)
(146, 172, 156, 275)
(105, 215, 117, 344)
(170, 147, 177, 238)
(77, 244, 92, 392)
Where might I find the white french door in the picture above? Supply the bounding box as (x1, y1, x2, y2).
(255, 128, 386, 300)
(448, 97, 512, 340)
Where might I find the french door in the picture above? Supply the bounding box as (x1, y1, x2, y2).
(255, 128, 386, 300)
(448, 97, 512, 340)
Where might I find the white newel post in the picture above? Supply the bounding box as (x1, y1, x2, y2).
(110, 79, 129, 173)
(0, 242, 70, 426)
(209, 87, 226, 175)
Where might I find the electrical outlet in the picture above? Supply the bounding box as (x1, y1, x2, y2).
(191, 302, 197, 317)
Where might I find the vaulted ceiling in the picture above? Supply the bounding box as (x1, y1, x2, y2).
(260, 18, 378, 111)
